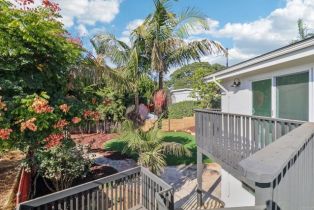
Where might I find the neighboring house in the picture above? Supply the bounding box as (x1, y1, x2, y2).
(170, 88, 198, 104)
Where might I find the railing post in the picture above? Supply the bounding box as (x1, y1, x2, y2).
(197, 146, 203, 207)
(255, 182, 273, 210)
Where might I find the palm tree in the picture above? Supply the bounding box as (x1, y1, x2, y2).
(140, 0, 225, 90)
(91, 32, 149, 111)
(120, 120, 191, 174)
(292, 19, 314, 43)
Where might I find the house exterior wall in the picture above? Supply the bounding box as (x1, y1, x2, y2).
(220, 62, 314, 121)
(221, 168, 255, 207)
(170, 89, 197, 104)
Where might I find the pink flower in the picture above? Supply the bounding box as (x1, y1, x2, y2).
(83, 110, 100, 121)
(59, 104, 70, 113)
(31, 97, 53, 114)
(44, 133, 64, 148)
(53, 119, 69, 129)
(71, 117, 81, 124)
(0, 128, 13, 140)
(42, 0, 60, 12)
(20, 118, 37, 132)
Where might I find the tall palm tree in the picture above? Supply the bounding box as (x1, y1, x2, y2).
(91, 32, 149, 111)
(120, 120, 191, 174)
(292, 19, 314, 43)
(140, 0, 225, 90)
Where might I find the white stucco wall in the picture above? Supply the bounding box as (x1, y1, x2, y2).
(221, 168, 255, 207)
(170, 89, 197, 104)
(220, 61, 314, 121)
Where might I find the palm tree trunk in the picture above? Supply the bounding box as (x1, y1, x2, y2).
(158, 71, 163, 90)
(135, 92, 139, 111)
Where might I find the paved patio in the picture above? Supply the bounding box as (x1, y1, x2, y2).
(161, 163, 224, 209)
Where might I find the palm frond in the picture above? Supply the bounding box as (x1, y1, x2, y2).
(91, 33, 130, 67)
(138, 147, 166, 174)
(166, 39, 225, 68)
(174, 7, 209, 38)
(161, 142, 192, 157)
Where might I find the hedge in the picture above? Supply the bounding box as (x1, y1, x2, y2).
(168, 101, 200, 119)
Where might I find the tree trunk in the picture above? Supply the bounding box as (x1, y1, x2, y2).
(134, 92, 139, 111)
(158, 71, 164, 90)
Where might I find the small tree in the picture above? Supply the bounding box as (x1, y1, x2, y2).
(191, 64, 223, 108)
(36, 142, 91, 192)
(120, 120, 191, 174)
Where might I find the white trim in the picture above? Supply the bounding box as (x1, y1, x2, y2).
(271, 77, 276, 118)
(309, 68, 314, 122)
(204, 38, 314, 82)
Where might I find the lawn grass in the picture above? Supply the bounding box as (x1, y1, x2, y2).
(104, 131, 211, 166)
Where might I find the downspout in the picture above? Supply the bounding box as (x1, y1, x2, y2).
(212, 76, 230, 112)
(213, 76, 228, 93)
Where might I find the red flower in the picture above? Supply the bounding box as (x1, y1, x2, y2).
(31, 97, 53, 114)
(45, 133, 64, 148)
(67, 37, 82, 46)
(59, 104, 70, 113)
(53, 119, 69, 129)
(0, 128, 13, 140)
(83, 110, 100, 121)
(71, 117, 81, 124)
(20, 118, 37, 132)
(42, 0, 60, 12)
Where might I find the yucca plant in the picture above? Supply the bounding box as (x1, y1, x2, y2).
(120, 120, 191, 174)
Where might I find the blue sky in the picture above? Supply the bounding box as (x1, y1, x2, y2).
(54, 0, 314, 74)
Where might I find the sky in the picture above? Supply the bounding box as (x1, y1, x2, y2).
(47, 0, 314, 75)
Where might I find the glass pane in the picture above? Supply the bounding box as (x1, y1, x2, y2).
(252, 79, 272, 117)
(276, 72, 309, 121)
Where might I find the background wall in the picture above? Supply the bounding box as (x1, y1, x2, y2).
(170, 89, 197, 104)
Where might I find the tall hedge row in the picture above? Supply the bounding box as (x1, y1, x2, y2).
(168, 101, 200, 119)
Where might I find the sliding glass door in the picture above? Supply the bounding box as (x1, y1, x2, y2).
(276, 72, 309, 121)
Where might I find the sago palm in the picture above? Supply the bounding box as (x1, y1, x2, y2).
(120, 120, 191, 174)
(140, 0, 226, 89)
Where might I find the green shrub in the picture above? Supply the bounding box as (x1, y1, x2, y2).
(168, 101, 200, 119)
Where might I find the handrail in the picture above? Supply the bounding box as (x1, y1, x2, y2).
(17, 167, 142, 208)
(17, 166, 174, 210)
(194, 110, 304, 184)
(239, 122, 314, 209)
(211, 206, 266, 210)
(239, 122, 314, 183)
(194, 109, 305, 125)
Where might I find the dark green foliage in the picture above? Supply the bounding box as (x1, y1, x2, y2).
(0, 1, 83, 102)
(167, 62, 224, 89)
(168, 101, 200, 119)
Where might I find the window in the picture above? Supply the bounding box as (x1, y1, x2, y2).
(252, 79, 272, 117)
(276, 72, 309, 121)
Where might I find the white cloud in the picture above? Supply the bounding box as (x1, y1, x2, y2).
(120, 19, 144, 46)
(54, 0, 121, 27)
(191, 0, 314, 66)
(189, 18, 220, 35)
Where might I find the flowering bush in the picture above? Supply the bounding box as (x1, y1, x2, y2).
(0, 92, 98, 161)
(35, 142, 92, 191)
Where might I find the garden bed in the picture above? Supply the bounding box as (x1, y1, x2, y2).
(72, 133, 118, 150)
